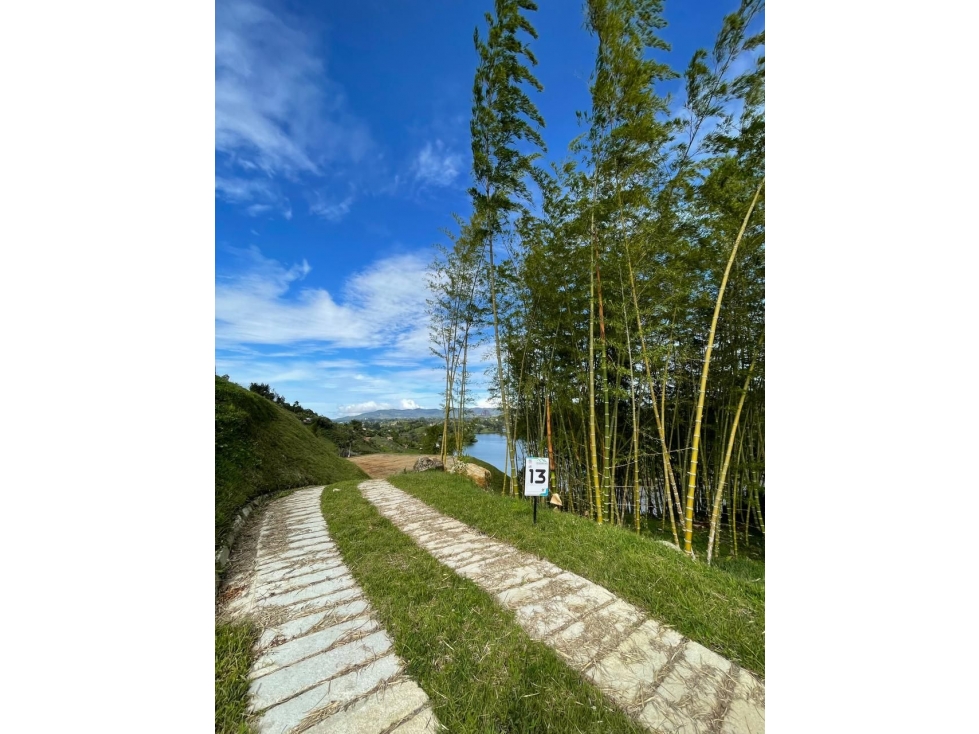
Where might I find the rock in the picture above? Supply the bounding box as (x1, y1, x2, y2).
(412, 457, 444, 472)
(444, 458, 490, 489)
(656, 540, 685, 555)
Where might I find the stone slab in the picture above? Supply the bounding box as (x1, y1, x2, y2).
(276, 585, 363, 616)
(257, 557, 345, 584)
(285, 534, 331, 548)
(258, 599, 371, 650)
(255, 655, 403, 733)
(637, 641, 732, 734)
(475, 558, 562, 593)
(259, 576, 357, 607)
(303, 680, 431, 734)
(252, 616, 381, 678)
(261, 564, 350, 596)
(266, 543, 337, 562)
(548, 598, 644, 670)
(392, 706, 441, 733)
(248, 631, 394, 711)
(586, 619, 686, 708)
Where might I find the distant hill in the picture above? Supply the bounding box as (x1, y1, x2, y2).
(336, 407, 500, 422)
(336, 408, 443, 422)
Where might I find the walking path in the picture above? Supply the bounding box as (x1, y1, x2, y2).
(219, 487, 439, 734)
(359, 479, 765, 734)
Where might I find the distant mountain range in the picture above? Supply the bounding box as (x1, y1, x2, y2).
(335, 407, 500, 422)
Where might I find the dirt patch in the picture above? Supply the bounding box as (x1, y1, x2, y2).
(347, 454, 441, 479)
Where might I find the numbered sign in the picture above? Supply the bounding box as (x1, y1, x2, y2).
(524, 457, 550, 497)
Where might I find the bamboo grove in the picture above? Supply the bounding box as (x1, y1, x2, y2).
(427, 0, 764, 562)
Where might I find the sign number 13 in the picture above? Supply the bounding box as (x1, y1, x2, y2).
(524, 457, 549, 497)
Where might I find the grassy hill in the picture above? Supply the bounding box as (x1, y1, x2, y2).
(215, 376, 368, 545)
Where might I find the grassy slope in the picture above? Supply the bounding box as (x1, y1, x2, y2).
(388, 472, 765, 677)
(215, 377, 367, 545)
(321, 480, 646, 733)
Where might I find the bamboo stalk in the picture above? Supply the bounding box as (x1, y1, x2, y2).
(625, 251, 681, 546)
(588, 209, 603, 523)
(683, 178, 764, 557)
(706, 334, 761, 564)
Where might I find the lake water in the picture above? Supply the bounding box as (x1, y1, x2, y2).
(464, 433, 525, 473)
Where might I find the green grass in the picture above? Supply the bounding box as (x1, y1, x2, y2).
(215, 622, 258, 734)
(388, 472, 765, 678)
(215, 377, 368, 546)
(639, 517, 766, 567)
(321, 480, 648, 733)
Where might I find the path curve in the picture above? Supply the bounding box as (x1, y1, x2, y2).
(359, 479, 764, 734)
(219, 486, 439, 734)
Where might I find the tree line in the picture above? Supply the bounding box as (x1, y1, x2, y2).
(427, 0, 764, 562)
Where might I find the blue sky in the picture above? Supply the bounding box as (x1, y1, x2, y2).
(214, 0, 762, 418)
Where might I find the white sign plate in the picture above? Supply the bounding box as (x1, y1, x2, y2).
(524, 457, 550, 497)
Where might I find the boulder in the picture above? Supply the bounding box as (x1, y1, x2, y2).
(444, 457, 491, 489)
(412, 456, 444, 472)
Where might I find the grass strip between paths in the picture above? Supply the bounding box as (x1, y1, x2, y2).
(321, 480, 647, 734)
(388, 473, 765, 678)
(216, 621, 258, 734)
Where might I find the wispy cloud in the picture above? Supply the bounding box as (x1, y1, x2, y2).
(216, 175, 294, 219)
(309, 191, 354, 221)
(215, 0, 373, 210)
(411, 139, 463, 187)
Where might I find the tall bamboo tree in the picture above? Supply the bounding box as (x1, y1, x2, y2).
(470, 0, 546, 494)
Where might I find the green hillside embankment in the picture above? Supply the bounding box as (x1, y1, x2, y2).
(215, 376, 368, 545)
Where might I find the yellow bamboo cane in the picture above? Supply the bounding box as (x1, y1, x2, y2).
(683, 178, 764, 557)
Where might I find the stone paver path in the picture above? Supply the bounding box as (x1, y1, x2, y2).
(220, 487, 439, 734)
(360, 479, 765, 734)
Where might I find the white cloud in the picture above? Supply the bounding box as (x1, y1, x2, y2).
(215, 175, 292, 219)
(215, 0, 373, 182)
(411, 140, 462, 187)
(215, 246, 431, 354)
(337, 401, 389, 416)
(215, 176, 274, 203)
(400, 399, 423, 409)
(310, 192, 354, 221)
(476, 396, 500, 409)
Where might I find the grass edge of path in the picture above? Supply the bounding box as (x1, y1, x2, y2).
(216, 621, 258, 734)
